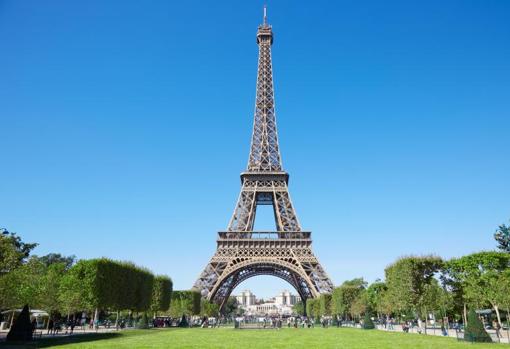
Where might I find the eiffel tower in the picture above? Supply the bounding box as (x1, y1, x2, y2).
(193, 8, 334, 310)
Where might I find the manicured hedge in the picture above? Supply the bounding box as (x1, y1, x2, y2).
(59, 258, 155, 314)
(151, 276, 173, 313)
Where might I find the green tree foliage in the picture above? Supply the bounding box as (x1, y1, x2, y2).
(495, 269, 510, 314)
(151, 276, 173, 314)
(39, 262, 66, 317)
(366, 281, 388, 316)
(0, 257, 46, 309)
(350, 290, 368, 319)
(0, 229, 37, 275)
(293, 300, 305, 316)
(306, 298, 320, 318)
(37, 253, 75, 269)
(319, 294, 332, 316)
(385, 255, 443, 318)
(6, 305, 32, 342)
(494, 222, 510, 253)
(444, 251, 510, 326)
(170, 290, 201, 317)
(222, 296, 240, 316)
(464, 309, 492, 343)
(331, 278, 367, 319)
(201, 300, 219, 317)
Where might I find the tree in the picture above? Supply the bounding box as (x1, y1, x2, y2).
(39, 262, 67, 318)
(150, 276, 173, 315)
(350, 290, 368, 320)
(222, 296, 240, 317)
(293, 300, 305, 316)
(331, 278, 367, 320)
(0, 229, 37, 275)
(0, 257, 46, 310)
(319, 294, 332, 316)
(306, 298, 320, 320)
(494, 270, 510, 334)
(169, 291, 201, 317)
(464, 309, 491, 343)
(59, 264, 91, 315)
(366, 281, 388, 318)
(201, 300, 219, 317)
(37, 253, 75, 269)
(444, 251, 510, 327)
(423, 279, 453, 322)
(494, 222, 510, 253)
(385, 255, 443, 322)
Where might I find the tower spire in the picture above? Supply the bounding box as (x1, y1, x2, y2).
(250, 6, 279, 171)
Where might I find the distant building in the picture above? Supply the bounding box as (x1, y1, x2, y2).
(235, 290, 256, 307)
(235, 289, 301, 316)
(275, 290, 300, 306)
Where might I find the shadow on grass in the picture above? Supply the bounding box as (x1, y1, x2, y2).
(0, 332, 122, 348)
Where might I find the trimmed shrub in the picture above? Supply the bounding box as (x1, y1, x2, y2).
(59, 258, 156, 315)
(136, 312, 150, 329)
(464, 309, 491, 343)
(6, 305, 32, 342)
(363, 312, 375, 329)
(178, 314, 189, 327)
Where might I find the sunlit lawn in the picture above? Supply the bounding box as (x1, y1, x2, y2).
(3, 327, 507, 349)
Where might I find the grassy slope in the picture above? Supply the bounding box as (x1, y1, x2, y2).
(9, 327, 506, 349)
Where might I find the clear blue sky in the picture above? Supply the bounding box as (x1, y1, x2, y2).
(1, 1, 509, 298)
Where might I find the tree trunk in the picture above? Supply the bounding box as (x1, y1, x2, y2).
(94, 308, 99, 331)
(494, 304, 502, 327)
(463, 303, 467, 327)
(506, 307, 510, 345)
(10, 310, 15, 328)
(115, 311, 119, 329)
(424, 309, 427, 335)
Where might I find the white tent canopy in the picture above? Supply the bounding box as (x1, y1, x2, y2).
(1, 309, 49, 317)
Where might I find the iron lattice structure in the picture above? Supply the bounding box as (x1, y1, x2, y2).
(193, 11, 334, 309)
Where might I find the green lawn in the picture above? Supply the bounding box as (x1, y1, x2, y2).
(3, 327, 506, 349)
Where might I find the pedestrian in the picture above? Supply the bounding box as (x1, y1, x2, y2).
(441, 323, 447, 336)
(31, 318, 37, 334)
(54, 321, 61, 335)
(47, 318, 54, 335)
(495, 322, 502, 338)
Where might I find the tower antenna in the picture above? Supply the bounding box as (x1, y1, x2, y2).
(263, 4, 267, 25)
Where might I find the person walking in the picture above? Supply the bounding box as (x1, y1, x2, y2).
(441, 322, 448, 336)
(47, 319, 54, 335)
(495, 322, 502, 339)
(31, 318, 37, 335)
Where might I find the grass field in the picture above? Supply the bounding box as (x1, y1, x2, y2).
(3, 327, 507, 349)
